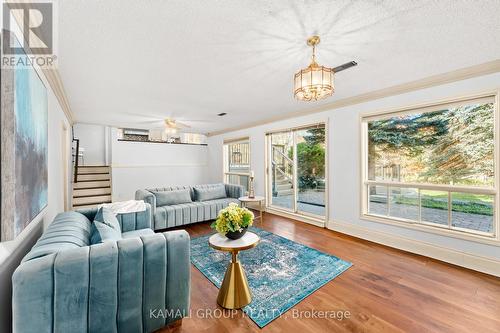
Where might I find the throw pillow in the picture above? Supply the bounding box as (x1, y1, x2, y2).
(194, 185, 227, 202)
(152, 189, 192, 206)
(90, 207, 122, 244)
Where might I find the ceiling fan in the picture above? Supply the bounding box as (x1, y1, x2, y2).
(124, 112, 213, 133)
(163, 118, 190, 133)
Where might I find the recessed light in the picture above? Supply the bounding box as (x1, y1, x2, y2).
(217, 112, 227, 116)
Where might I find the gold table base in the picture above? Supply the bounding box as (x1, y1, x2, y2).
(217, 251, 252, 309)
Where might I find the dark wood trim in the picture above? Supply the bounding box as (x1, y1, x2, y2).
(73, 179, 111, 183)
(73, 186, 111, 190)
(72, 201, 111, 207)
(77, 172, 110, 175)
(72, 193, 111, 199)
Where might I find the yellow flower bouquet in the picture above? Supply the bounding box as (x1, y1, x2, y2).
(211, 203, 254, 239)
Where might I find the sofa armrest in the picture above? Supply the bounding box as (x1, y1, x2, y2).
(225, 183, 245, 199)
(115, 231, 191, 331)
(116, 203, 152, 231)
(13, 254, 57, 333)
(13, 230, 191, 333)
(76, 203, 152, 232)
(136, 189, 156, 215)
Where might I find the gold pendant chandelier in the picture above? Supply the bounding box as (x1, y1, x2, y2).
(294, 36, 357, 102)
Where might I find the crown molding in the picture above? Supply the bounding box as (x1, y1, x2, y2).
(207, 59, 500, 137)
(41, 68, 75, 124)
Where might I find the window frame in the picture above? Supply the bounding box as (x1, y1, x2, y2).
(223, 137, 251, 191)
(264, 121, 330, 226)
(359, 90, 500, 245)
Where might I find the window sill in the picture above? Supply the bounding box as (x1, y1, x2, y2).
(266, 206, 326, 228)
(360, 213, 500, 246)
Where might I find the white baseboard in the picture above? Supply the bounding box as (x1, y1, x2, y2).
(328, 220, 500, 277)
(265, 207, 325, 228)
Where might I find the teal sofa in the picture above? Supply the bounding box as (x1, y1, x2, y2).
(135, 183, 245, 230)
(12, 204, 190, 333)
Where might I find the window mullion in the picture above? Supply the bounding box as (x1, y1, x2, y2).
(447, 191, 452, 229)
(418, 189, 422, 223)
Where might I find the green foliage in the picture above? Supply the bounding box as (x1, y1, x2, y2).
(421, 104, 494, 184)
(395, 195, 493, 216)
(368, 111, 448, 156)
(296, 141, 325, 188)
(302, 127, 325, 145)
(368, 103, 494, 186)
(211, 203, 254, 234)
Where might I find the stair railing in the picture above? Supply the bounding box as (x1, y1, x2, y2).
(72, 138, 80, 183)
(71, 126, 80, 184)
(271, 146, 294, 197)
(271, 146, 293, 183)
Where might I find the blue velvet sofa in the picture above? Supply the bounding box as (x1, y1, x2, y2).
(135, 183, 245, 230)
(12, 204, 190, 333)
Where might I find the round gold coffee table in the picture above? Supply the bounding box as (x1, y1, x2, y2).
(208, 232, 260, 309)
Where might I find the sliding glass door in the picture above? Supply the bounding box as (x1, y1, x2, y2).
(295, 126, 326, 217)
(269, 131, 295, 211)
(267, 124, 326, 220)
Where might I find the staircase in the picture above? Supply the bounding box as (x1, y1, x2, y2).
(72, 166, 112, 209)
(271, 145, 294, 197)
(275, 174, 293, 196)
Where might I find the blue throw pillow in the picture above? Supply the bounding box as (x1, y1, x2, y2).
(94, 207, 121, 231)
(90, 221, 121, 244)
(90, 207, 122, 244)
(194, 185, 227, 202)
(152, 189, 192, 206)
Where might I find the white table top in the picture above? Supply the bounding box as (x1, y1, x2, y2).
(209, 232, 260, 251)
(239, 196, 265, 202)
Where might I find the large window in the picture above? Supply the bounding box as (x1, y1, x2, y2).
(223, 138, 251, 192)
(361, 93, 498, 239)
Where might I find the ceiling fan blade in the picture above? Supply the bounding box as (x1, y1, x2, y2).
(333, 61, 357, 73)
(136, 120, 163, 124)
(182, 119, 216, 123)
(124, 112, 165, 120)
(175, 121, 191, 129)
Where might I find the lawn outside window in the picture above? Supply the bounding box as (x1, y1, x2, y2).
(360, 91, 500, 243)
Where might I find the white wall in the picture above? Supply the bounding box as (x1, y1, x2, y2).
(207, 73, 500, 271)
(73, 123, 108, 166)
(110, 128, 209, 201)
(0, 73, 71, 332)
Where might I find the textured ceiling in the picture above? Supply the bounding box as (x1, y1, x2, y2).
(57, 0, 500, 133)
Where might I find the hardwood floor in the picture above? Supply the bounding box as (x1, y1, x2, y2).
(160, 213, 500, 333)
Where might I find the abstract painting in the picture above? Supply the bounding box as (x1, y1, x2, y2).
(1, 35, 48, 241)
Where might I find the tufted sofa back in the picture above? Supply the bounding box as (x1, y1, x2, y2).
(21, 204, 152, 263)
(22, 211, 92, 263)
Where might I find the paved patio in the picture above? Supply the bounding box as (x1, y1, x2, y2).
(270, 191, 493, 233)
(369, 202, 493, 233)
(271, 190, 325, 217)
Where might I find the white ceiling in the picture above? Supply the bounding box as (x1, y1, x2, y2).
(57, 0, 500, 134)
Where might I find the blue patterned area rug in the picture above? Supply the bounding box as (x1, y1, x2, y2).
(190, 227, 352, 328)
